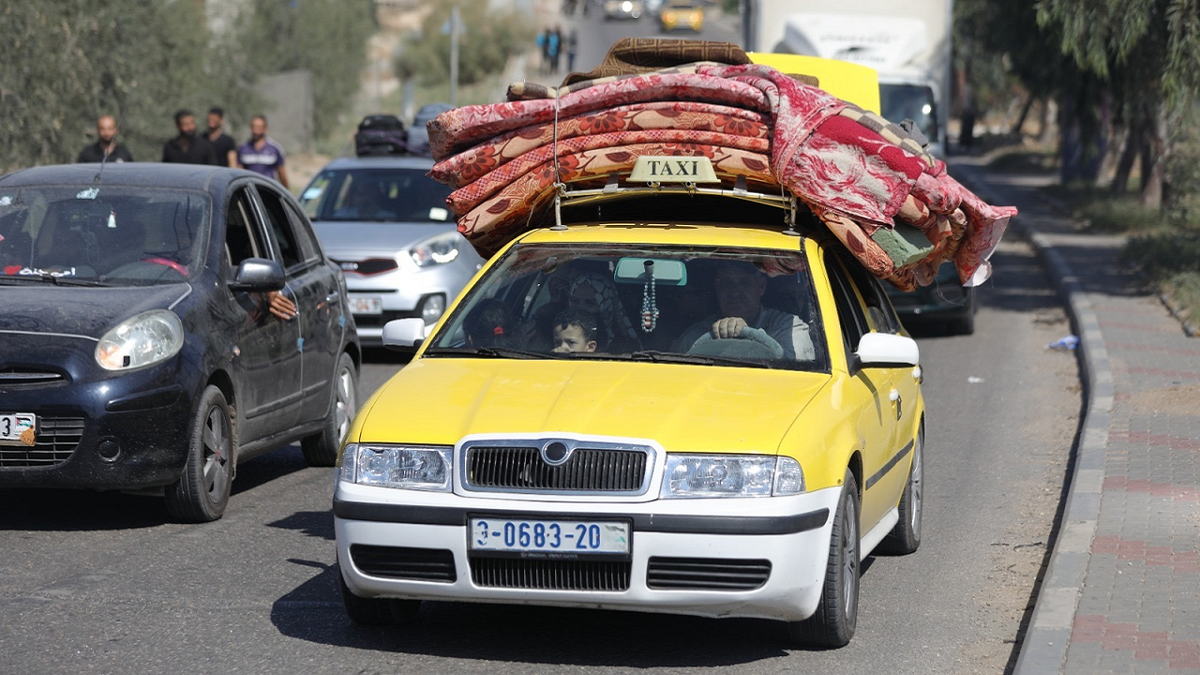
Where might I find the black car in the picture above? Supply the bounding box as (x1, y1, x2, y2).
(0, 163, 360, 522)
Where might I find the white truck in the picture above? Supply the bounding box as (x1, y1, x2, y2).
(743, 0, 953, 157)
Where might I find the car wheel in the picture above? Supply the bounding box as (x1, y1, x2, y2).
(947, 289, 977, 335)
(165, 385, 234, 523)
(788, 468, 860, 648)
(302, 352, 358, 467)
(878, 424, 923, 555)
(339, 567, 420, 625)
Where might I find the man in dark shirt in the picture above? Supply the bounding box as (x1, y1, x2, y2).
(77, 115, 134, 163)
(205, 106, 238, 168)
(162, 109, 217, 165)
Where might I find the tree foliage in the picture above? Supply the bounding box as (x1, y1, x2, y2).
(237, 0, 376, 138)
(394, 0, 537, 89)
(0, 0, 254, 172)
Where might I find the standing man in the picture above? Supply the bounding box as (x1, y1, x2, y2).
(205, 107, 238, 168)
(77, 115, 134, 163)
(162, 109, 217, 165)
(238, 115, 288, 189)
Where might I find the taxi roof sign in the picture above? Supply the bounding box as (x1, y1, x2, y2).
(629, 156, 720, 184)
(747, 53, 881, 114)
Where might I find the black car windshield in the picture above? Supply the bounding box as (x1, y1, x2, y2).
(0, 185, 208, 286)
(426, 243, 829, 372)
(299, 168, 452, 223)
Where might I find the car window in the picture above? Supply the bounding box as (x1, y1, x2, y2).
(299, 168, 452, 223)
(824, 251, 869, 354)
(0, 185, 208, 285)
(837, 252, 903, 334)
(424, 242, 829, 372)
(282, 200, 320, 262)
(226, 187, 266, 268)
(253, 185, 303, 269)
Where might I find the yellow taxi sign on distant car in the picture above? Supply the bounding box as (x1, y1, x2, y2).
(629, 155, 720, 184)
(747, 53, 881, 114)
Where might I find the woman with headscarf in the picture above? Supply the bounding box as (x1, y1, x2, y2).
(568, 273, 640, 353)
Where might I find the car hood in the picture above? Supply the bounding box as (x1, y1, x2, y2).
(0, 283, 189, 340)
(312, 221, 457, 256)
(356, 358, 829, 454)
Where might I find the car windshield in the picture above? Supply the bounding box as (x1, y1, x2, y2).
(299, 168, 452, 223)
(0, 185, 208, 285)
(880, 83, 939, 148)
(426, 242, 829, 372)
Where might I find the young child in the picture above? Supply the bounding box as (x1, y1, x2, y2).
(551, 308, 599, 353)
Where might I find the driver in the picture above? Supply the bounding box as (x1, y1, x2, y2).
(673, 261, 815, 360)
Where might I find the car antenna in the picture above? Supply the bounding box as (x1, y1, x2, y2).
(93, 138, 110, 184)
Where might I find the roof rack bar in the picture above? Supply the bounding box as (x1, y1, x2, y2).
(555, 183, 794, 210)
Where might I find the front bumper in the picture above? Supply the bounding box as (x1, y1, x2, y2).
(334, 482, 839, 622)
(0, 362, 196, 490)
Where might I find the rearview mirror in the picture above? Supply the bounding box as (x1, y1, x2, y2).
(856, 332, 919, 368)
(230, 258, 285, 292)
(613, 257, 687, 285)
(382, 318, 426, 351)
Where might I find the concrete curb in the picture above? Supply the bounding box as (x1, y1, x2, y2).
(950, 163, 1112, 675)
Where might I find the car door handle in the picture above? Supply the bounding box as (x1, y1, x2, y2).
(325, 291, 340, 303)
(889, 389, 902, 420)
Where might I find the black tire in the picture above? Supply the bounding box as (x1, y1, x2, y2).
(947, 310, 975, 336)
(339, 568, 420, 626)
(878, 424, 924, 555)
(302, 352, 358, 467)
(789, 469, 860, 648)
(165, 385, 234, 523)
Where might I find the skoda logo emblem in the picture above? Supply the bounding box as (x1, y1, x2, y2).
(339, 261, 359, 271)
(540, 440, 572, 466)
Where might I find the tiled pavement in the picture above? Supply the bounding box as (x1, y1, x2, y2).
(953, 159, 1200, 674)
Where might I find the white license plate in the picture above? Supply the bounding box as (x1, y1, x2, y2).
(348, 296, 382, 315)
(0, 413, 36, 446)
(469, 517, 630, 555)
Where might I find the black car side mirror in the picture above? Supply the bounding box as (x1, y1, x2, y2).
(230, 258, 285, 292)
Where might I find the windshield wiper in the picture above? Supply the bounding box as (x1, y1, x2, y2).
(0, 273, 109, 287)
(627, 350, 769, 368)
(423, 346, 550, 360)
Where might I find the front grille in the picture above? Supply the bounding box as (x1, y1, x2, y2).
(470, 557, 631, 591)
(332, 258, 399, 276)
(350, 545, 457, 583)
(465, 446, 648, 493)
(352, 310, 415, 328)
(0, 369, 66, 386)
(646, 557, 772, 591)
(0, 416, 85, 467)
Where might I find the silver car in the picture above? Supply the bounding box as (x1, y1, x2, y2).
(298, 155, 484, 346)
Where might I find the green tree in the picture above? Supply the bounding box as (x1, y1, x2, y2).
(237, 0, 376, 138)
(0, 0, 254, 171)
(1037, 0, 1200, 208)
(394, 0, 537, 89)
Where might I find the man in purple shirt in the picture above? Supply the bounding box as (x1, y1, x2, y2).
(237, 115, 289, 189)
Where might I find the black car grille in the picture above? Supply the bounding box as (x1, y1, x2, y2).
(646, 557, 772, 591)
(350, 545, 457, 583)
(0, 416, 85, 467)
(465, 446, 648, 493)
(469, 557, 631, 591)
(0, 369, 66, 386)
(352, 310, 416, 328)
(332, 258, 399, 276)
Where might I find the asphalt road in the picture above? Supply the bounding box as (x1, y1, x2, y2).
(0, 228, 1078, 674)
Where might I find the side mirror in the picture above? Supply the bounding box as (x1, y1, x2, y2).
(230, 258, 285, 292)
(382, 318, 426, 351)
(856, 332, 920, 368)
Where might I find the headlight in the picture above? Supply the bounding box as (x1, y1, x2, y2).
(95, 310, 184, 371)
(661, 454, 805, 498)
(339, 444, 453, 491)
(410, 233, 461, 267)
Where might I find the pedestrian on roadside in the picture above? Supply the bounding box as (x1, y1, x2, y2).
(205, 107, 239, 168)
(549, 27, 562, 73)
(77, 115, 134, 163)
(238, 114, 289, 189)
(566, 30, 579, 73)
(537, 28, 552, 75)
(162, 109, 217, 165)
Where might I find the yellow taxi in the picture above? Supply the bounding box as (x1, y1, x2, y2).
(332, 151, 926, 647)
(658, 0, 705, 33)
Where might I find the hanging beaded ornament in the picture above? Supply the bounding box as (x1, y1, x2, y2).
(641, 260, 659, 332)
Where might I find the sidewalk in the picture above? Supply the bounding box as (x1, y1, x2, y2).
(953, 157, 1200, 674)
